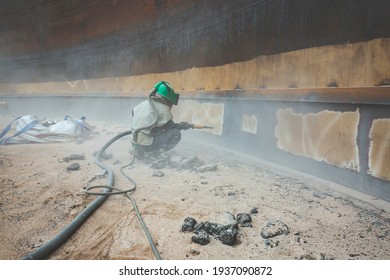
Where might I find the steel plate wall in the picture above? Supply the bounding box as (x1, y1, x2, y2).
(1, 0, 389, 82)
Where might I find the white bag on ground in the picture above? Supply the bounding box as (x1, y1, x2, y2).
(13, 115, 91, 143)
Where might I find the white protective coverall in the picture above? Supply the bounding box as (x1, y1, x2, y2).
(130, 99, 173, 146)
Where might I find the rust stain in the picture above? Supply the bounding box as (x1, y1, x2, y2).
(368, 119, 390, 181)
(275, 108, 360, 171)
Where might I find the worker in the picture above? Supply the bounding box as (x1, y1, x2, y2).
(130, 81, 192, 161)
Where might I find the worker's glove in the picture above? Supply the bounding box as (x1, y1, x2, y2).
(177, 122, 193, 130)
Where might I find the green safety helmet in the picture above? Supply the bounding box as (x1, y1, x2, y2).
(154, 81, 179, 105)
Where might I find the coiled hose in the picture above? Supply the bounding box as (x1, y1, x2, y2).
(22, 89, 161, 260)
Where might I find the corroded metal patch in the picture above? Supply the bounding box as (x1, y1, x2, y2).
(275, 108, 360, 171)
(368, 119, 390, 181)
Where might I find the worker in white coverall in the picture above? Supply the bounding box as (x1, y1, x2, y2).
(130, 81, 192, 161)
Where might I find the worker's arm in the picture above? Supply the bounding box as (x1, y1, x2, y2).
(176, 121, 192, 130)
(151, 121, 211, 135)
(151, 120, 192, 135)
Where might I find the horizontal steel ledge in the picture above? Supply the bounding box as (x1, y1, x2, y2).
(1, 87, 389, 105)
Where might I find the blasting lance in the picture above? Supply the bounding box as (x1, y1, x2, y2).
(191, 124, 214, 129)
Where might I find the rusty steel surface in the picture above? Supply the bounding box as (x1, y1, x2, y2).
(1, 0, 390, 82)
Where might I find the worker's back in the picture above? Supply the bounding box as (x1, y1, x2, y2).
(131, 99, 173, 146)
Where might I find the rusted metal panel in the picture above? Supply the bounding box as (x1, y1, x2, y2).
(1, 0, 389, 82)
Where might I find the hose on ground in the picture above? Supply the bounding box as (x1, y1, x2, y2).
(22, 130, 131, 260)
(22, 88, 161, 260)
(83, 153, 162, 260)
(119, 164, 162, 260)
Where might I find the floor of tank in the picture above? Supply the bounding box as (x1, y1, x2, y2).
(0, 116, 389, 260)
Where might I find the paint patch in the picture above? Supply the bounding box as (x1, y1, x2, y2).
(242, 114, 257, 134)
(275, 108, 360, 171)
(171, 100, 224, 136)
(368, 119, 390, 181)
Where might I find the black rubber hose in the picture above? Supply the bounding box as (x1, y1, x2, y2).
(22, 130, 132, 260)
